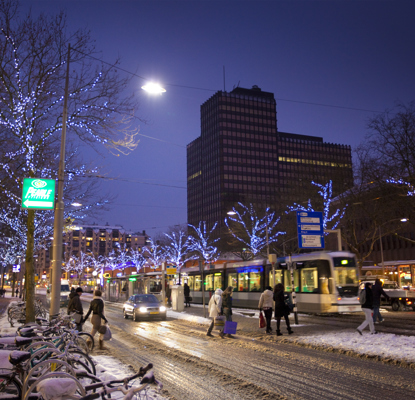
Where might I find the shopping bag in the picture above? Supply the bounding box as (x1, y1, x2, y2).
(98, 325, 107, 334)
(102, 325, 112, 341)
(188, 297, 192, 302)
(214, 315, 225, 330)
(72, 312, 82, 324)
(284, 295, 294, 311)
(259, 312, 266, 328)
(223, 321, 237, 335)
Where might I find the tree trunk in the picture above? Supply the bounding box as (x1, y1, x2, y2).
(25, 209, 36, 323)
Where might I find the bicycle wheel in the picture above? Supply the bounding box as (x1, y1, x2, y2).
(68, 350, 96, 376)
(68, 358, 93, 375)
(0, 374, 22, 400)
(71, 335, 90, 355)
(78, 332, 95, 352)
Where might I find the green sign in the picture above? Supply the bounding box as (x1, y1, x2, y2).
(21, 178, 55, 210)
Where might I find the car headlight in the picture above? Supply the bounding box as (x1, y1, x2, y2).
(159, 306, 166, 312)
(139, 307, 147, 313)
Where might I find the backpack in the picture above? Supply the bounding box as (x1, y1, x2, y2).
(359, 289, 366, 305)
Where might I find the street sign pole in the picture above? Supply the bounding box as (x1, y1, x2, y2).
(161, 262, 166, 305)
(199, 260, 206, 318)
(288, 254, 299, 325)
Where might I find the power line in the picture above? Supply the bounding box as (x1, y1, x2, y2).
(72, 47, 383, 114)
(76, 174, 186, 189)
(275, 97, 382, 113)
(113, 203, 186, 209)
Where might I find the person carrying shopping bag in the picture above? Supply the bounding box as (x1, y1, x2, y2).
(222, 286, 234, 338)
(82, 289, 109, 350)
(258, 285, 274, 334)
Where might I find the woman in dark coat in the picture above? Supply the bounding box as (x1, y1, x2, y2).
(184, 282, 191, 307)
(82, 290, 108, 349)
(273, 283, 293, 336)
(222, 286, 234, 337)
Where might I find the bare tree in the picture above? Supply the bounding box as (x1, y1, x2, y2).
(163, 228, 196, 273)
(357, 101, 415, 184)
(0, 1, 140, 321)
(225, 203, 285, 260)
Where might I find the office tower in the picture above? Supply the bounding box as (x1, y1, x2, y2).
(187, 86, 353, 230)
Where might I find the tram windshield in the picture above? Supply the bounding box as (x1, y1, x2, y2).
(334, 268, 358, 286)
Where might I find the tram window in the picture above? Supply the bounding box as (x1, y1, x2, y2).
(250, 271, 261, 291)
(284, 270, 299, 292)
(194, 275, 202, 291)
(214, 274, 222, 290)
(228, 273, 238, 289)
(238, 273, 249, 292)
(269, 270, 283, 287)
(187, 276, 195, 291)
(301, 268, 318, 293)
(149, 281, 160, 292)
(205, 275, 214, 291)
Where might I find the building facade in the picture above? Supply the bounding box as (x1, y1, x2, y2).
(187, 85, 353, 229)
(34, 223, 148, 281)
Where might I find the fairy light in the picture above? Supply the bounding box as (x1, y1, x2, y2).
(163, 230, 196, 272)
(225, 203, 285, 257)
(287, 180, 347, 231)
(188, 221, 220, 263)
(386, 178, 415, 196)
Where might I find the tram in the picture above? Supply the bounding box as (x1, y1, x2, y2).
(180, 251, 361, 313)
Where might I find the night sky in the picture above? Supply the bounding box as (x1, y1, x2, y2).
(20, 0, 415, 236)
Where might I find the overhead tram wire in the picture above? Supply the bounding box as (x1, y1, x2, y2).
(73, 173, 186, 189)
(71, 47, 383, 115)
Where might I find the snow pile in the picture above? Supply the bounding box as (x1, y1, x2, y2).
(289, 331, 415, 363)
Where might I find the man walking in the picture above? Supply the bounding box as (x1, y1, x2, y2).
(372, 278, 389, 324)
(357, 282, 376, 335)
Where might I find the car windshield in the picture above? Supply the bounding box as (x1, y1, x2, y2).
(134, 295, 159, 303)
(383, 282, 399, 289)
(61, 285, 70, 292)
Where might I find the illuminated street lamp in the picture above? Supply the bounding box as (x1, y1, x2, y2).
(141, 82, 166, 94)
(50, 45, 165, 318)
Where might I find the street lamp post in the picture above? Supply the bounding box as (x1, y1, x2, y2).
(50, 44, 71, 318)
(49, 46, 165, 318)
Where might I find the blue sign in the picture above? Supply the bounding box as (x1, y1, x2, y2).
(297, 211, 325, 249)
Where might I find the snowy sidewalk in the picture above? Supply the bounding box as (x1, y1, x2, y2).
(162, 304, 415, 365)
(0, 301, 168, 400)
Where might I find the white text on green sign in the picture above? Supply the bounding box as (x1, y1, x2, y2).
(22, 178, 55, 210)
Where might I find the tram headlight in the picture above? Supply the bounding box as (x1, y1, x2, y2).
(160, 306, 166, 312)
(139, 307, 147, 313)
